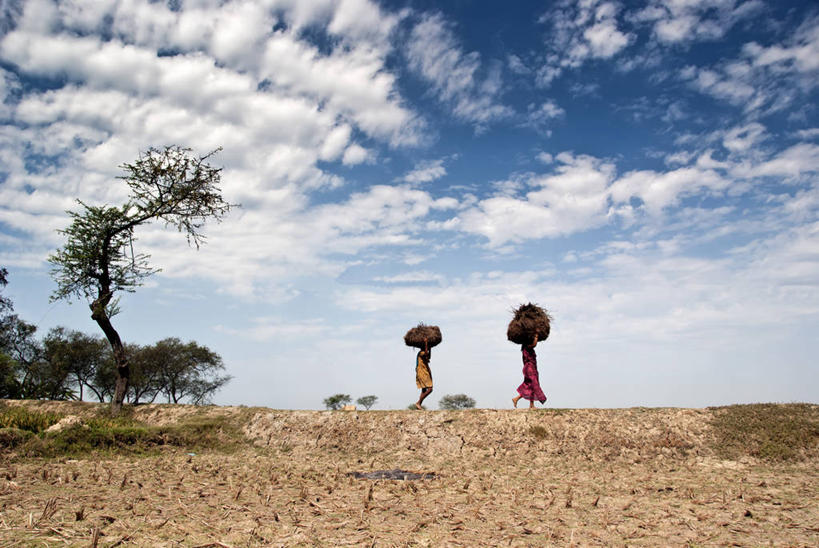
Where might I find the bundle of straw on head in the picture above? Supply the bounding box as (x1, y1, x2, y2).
(507, 303, 551, 345)
(404, 323, 442, 348)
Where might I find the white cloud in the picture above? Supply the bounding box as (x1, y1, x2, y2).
(722, 122, 766, 152)
(794, 128, 819, 140)
(0, 0, 438, 296)
(405, 13, 512, 128)
(731, 143, 819, 179)
(456, 153, 616, 246)
(523, 101, 565, 133)
(537, 0, 632, 86)
(372, 271, 443, 284)
(341, 143, 373, 166)
(680, 15, 818, 114)
(259, 30, 423, 147)
(450, 141, 814, 247)
(401, 158, 447, 184)
(635, 0, 762, 45)
(611, 167, 730, 214)
(743, 17, 819, 73)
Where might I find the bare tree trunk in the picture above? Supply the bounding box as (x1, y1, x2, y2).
(90, 299, 128, 414)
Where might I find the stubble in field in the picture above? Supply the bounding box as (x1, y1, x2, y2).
(0, 401, 817, 546)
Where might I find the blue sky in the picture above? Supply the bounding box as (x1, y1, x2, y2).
(1, 0, 817, 409)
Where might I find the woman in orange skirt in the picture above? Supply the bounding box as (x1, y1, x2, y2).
(415, 338, 433, 409)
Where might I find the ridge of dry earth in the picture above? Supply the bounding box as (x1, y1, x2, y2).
(1, 400, 817, 546)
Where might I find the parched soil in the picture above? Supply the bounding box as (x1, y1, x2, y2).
(1, 402, 817, 546)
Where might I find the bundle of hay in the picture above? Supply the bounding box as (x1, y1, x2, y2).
(404, 323, 442, 348)
(507, 303, 551, 345)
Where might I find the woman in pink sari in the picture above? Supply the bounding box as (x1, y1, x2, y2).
(512, 333, 546, 408)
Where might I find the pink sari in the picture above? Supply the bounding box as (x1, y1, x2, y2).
(517, 345, 546, 403)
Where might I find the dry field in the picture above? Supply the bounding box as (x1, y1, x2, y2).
(1, 400, 817, 547)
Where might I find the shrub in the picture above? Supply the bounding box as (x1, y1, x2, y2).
(324, 394, 352, 410)
(439, 394, 476, 410)
(0, 427, 34, 449)
(0, 405, 61, 433)
(709, 403, 819, 462)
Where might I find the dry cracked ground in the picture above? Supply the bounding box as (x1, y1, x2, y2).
(1, 401, 817, 546)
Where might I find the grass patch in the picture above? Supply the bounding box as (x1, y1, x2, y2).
(0, 404, 62, 433)
(709, 403, 819, 462)
(1, 411, 245, 458)
(529, 425, 548, 439)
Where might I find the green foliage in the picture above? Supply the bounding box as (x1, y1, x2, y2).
(0, 427, 34, 449)
(709, 403, 819, 462)
(0, 405, 62, 433)
(324, 394, 352, 410)
(438, 394, 476, 410)
(44, 327, 110, 401)
(0, 352, 21, 399)
(0, 408, 243, 458)
(48, 147, 234, 411)
(0, 266, 11, 314)
(49, 146, 233, 304)
(356, 395, 378, 410)
(146, 338, 231, 404)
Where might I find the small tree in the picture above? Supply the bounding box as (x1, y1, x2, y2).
(124, 343, 163, 404)
(439, 394, 476, 410)
(356, 395, 378, 410)
(0, 267, 11, 315)
(323, 393, 352, 410)
(0, 267, 22, 398)
(43, 327, 110, 401)
(150, 338, 231, 404)
(49, 146, 233, 413)
(1, 315, 44, 399)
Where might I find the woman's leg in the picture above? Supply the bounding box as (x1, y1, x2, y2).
(417, 387, 432, 409)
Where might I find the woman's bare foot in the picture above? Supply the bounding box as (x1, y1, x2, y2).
(415, 402, 423, 410)
(512, 396, 520, 408)
(529, 401, 535, 409)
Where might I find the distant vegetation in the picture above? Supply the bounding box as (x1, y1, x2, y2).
(439, 394, 476, 410)
(0, 401, 243, 457)
(1, 267, 230, 405)
(356, 395, 378, 410)
(323, 394, 352, 410)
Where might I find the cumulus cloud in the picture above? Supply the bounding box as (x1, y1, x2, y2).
(743, 16, 819, 73)
(449, 138, 817, 248)
(0, 0, 430, 286)
(401, 158, 447, 184)
(731, 143, 819, 179)
(633, 0, 762, 45)
(455, 153, 616, 246)
(680, 15, 818, 114)
(537, 0, 632, 86)
(405, 12, 512, 128)
(610, 167, 730, 214)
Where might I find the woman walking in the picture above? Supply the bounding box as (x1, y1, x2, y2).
(415, 338, 433, 409)
(512, 333, 547, 408)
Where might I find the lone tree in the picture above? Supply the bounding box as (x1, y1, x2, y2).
(323, 393, 352, 410)
(356, 395, 378, 410)
(439, 393, 476, 410)
(49, 146, 232, 413)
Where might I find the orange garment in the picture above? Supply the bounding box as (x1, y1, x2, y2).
(415, 350, 432, 389)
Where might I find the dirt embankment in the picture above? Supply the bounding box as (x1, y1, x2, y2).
(1, 400, 817, 546)
(244, 407, 711, 464)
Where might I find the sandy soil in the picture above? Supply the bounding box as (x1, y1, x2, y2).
(1, 404, 817, 546)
